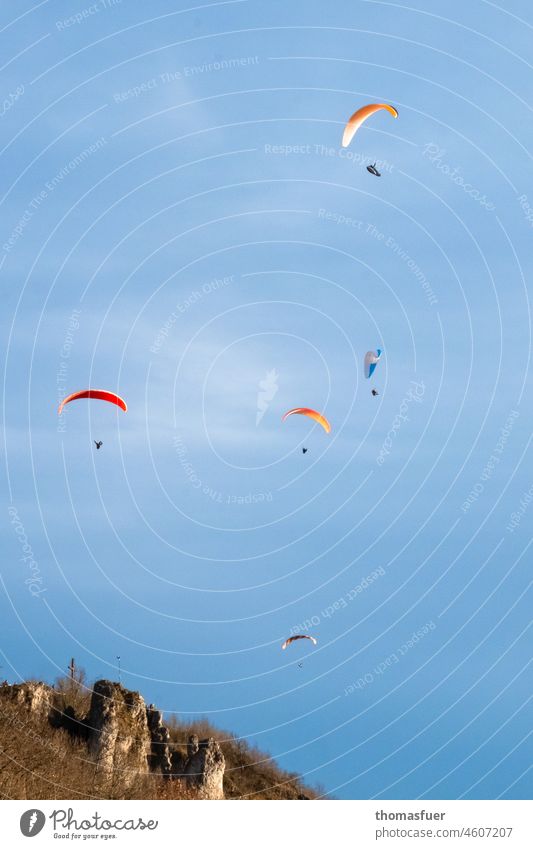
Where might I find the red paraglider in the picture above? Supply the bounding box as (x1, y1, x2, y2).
(58, 389, 127, 416)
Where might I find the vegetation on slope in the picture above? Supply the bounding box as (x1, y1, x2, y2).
(0, 673, 321, 800)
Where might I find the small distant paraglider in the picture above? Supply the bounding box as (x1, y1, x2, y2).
(282, 408, 331, 435)
(58, 389, 127, 415)
(364, 350, 382, 380)
(367, 162, 381, 177)
(342, 103, 398, 149)
(371, 389, 379, 397)
(281, 635, 318, 651)
(302, 447, 308, 454)
(94, 441, 103, 450)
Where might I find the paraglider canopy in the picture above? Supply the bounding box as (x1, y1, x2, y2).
(342, 103, 398, 149)
(367, 163, 381, 177)
(281, 635, 318, 650)
(364, 350, 382, 380)
(58, 389, 127, 416)
(282, 408, 331, 434)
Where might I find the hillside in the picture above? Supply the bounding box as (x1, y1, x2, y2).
(0, 676, 321, 800)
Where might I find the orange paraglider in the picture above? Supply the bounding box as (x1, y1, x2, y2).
(342, 103, 398, 148)
(282, 408, 331, 434)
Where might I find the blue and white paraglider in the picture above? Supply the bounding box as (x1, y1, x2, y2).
(364, 349, 382, 379)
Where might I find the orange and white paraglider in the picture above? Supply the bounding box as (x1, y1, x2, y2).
(342, 103, 398, 149)
(281, 635, 318, 651)
(282, 408, 331, 434)
(58, 389, 127, 416)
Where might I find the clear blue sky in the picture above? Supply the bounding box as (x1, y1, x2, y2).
(1, 0, 531, 799)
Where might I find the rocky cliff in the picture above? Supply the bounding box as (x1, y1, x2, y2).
(0, 679, 225, 799)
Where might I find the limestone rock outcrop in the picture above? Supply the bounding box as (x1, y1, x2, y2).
(182, 735, 225, 800)
(84, 680, 151, 790)
(146, 703, 172, 777)
(0, 681, 55, 720)
(0, 679, 225, 798)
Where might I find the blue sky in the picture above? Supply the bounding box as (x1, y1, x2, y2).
(1, 0, 531, 799)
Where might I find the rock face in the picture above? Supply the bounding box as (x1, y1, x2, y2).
(0, 681, 55, 720)
(85, 680, 151, 791)
(182, 735, 225, 800)
(146, 704, 172, 777)
(0, 679, 225, 798)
